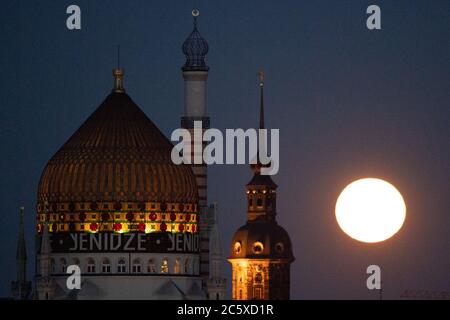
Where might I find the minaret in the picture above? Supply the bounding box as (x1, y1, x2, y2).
(11, 207, 31, 300)
(228, 71, 294, 300)
(36, 219, 55, 300)
(181, 9, 211, 284)
(206, 203, 227, 299)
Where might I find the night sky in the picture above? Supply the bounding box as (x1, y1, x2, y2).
(1, 0, 449, 299)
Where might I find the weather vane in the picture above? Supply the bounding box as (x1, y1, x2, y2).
(258, 70, 265, 86)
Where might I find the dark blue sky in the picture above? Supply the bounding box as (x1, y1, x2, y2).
(1, 0, 449, 299)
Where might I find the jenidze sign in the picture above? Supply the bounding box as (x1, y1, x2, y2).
(48, 232, 200, 253)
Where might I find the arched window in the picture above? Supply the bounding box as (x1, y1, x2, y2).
(148, 259, 156, 273)
(87, 258, 96, 273)
(216, 293, 220, 300)
(184, 258, 189, 274)
(132, 258, 142, 273)
(117, 258, 126, 273)
(101, 258, 111, 273)
(60, 258, 67, 273)
(256, 198, 263, 207)
(174, 258, 181, 274)
(255, 273, 263, 284)
(72, 257, 80, 267)
(161, 258, 169, 274)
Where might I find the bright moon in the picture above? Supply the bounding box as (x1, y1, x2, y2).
(335, 178, 406, 243)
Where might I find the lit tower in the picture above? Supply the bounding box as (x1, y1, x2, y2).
(11, 207, 31, 300)
(181, 9, 211, 284)
(228, 71, 294, 300)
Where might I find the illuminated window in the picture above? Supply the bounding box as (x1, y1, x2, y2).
(234, 241, 242, 254)
(253, 242, 264, 254)
(132, 258, 142, 273)
(148, 259, 156, 273)
(174, 258, 181, 274)
(117, 258, 126, 273)
(60, 258, 67, 273)
(102, 258, 111, 273)
(255, 273, 263, 284)
(161, 258, 169, 274)
(87, 258, 96, 273)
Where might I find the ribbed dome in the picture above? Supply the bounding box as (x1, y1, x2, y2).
(37, 91, 198, 207)
(229, 221, 294, 261)
(182, 17, 209, 71)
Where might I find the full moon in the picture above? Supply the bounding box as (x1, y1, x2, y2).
(335, 178, 406, 243)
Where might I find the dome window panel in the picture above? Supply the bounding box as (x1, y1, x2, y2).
(234, 241, 242, 254)
(275, 242, 284, 254)
(252, 242, 264, 254)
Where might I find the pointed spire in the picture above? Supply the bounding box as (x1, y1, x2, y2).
(251, 70, 269, 174)
(16, 207, 27, 282)
(11, 206, 31, 300)
(192, 9, 199, 29)
(16, 207, 26, 261)
(258, 70, 265, 130)
(112, 45, 125, 93)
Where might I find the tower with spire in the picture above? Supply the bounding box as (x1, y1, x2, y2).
(11, 207, 31, 300)
(228, 72, 294, 300)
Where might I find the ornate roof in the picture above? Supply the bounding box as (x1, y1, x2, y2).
(229, 221, 294, 261)
(182, 11, 209, 71)
(37, 73, 198, 207)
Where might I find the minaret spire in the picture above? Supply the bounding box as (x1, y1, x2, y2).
(181, 9, 211, 288)
(11, 206, 31, 300)
(206, 203, 227, 299)
(16, 207, 27, 272)
(258, 70, 265, 130)
(112, 45, 125, 93)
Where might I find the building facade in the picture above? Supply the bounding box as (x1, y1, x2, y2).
(11, 11, 226, 300)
